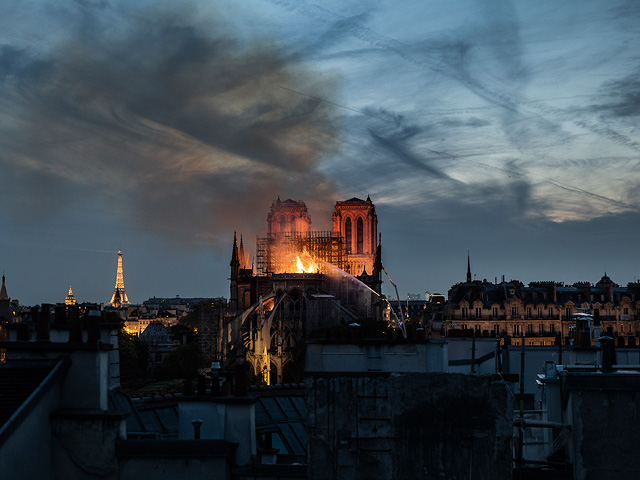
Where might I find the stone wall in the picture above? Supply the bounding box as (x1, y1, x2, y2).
(307, 373, 514, 480)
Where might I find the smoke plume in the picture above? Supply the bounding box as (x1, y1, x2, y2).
(0, 1, 340, 247)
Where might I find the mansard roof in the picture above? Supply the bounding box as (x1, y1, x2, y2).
(449, 275, 640, 308)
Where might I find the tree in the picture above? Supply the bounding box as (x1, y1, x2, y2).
(157, 342, 205, 381)
(119, 331, 149, 380)
(170, 323, 197, 345)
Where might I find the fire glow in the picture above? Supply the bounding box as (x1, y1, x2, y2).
(296, 255, 316, 273)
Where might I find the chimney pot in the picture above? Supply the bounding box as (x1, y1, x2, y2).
(191, 419, 203, 440)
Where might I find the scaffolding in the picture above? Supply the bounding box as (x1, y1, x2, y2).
(256, 231, 345, 276)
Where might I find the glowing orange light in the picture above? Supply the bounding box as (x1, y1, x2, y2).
(295, 255, 318, 273)
(296, 256, 313, 273)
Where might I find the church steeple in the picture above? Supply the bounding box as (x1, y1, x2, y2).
(466, 252, 472, 283)
(239, 235, 246, 269)
(230, 232, 240, 311)
(0, 274, 12, 323)
(231, 232, 240, 268)
(0, 274, 8, 301)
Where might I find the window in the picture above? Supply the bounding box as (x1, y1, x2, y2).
(550, 324, 556, 333)
(511, 306, 519, 317)
(624, 307, 629, 315)
(513, 324, 521, 335)
(621, 324, 625, 333)
(356, 217, 364, 254)
(539, 324, 544, 334)
(461, 307, 468, 319)
(494, 324, 500, 335)
(475, 307, 482, 319)
(475, 324, 481, 332)
(565, 307, 572, 318)
(537, 307, 543, 319)
(344, 218, 352, 253)
(527, 324, 533, 334)
(526, 307, 532, 319)
(493, 307, 499, 319)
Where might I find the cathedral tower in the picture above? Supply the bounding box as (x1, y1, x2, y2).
(332, 196, 378, 276)
(109, 250, 130, 307)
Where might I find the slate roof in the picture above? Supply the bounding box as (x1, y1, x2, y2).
(251, 384, 307, 457)
(109, 383, 307, 457)
(109, 388, 179, 438)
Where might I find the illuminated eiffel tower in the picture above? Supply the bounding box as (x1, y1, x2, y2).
(109, 250, 130, 307)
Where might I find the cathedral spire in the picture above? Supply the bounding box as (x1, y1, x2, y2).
(109, 250, 130, 307)
(231, 231, 240, 266)
(466, 252, 472, 283)
(239, 235, 246, 269)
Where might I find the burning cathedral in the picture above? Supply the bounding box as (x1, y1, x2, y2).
(224, 196, 385, 384)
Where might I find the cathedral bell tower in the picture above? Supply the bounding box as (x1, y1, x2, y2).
(267, 197, 311, 236)
(332, 195, 378, 276)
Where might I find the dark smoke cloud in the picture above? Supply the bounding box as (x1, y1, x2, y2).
(0, 1, 340, 247)
(595, 67, 640, 118)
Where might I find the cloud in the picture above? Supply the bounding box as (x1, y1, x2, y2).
(0, 1, 340, 247)
(595, 68, 640, 118)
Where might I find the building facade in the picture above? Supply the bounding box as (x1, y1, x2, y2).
(442, 267, 640, 346)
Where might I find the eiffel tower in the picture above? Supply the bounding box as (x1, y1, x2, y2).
(109, 250, 130, 307)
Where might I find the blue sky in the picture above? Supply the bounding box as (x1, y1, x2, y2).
(1, 0, 639, 305)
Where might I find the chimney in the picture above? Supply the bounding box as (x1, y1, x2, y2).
(68, 305, 83, 343)
(86, 310, 101, 343)
(54, 306, 67, 325)
(191, 419, 203, 440)
(36, 304, 51, 341)
(600, 336, 614, 373)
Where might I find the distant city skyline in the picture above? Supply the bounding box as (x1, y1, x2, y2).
(1, 0, 639, 305)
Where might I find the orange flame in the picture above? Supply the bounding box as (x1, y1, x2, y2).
(296, 256, 316, 273)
